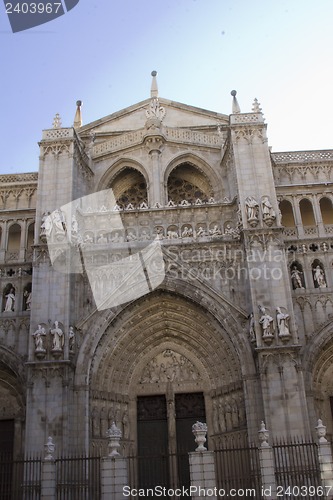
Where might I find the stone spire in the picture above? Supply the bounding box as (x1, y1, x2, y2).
(150, 70, 158, 98)
(231, 90, 241, 114)
(73, 100, 83, 128)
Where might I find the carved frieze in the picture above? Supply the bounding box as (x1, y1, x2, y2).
(139, 349, 200, 384)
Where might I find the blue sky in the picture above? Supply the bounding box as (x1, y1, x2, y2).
(1, 0, 333, 174)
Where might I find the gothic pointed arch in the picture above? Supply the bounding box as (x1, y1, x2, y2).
(97, 158, 149, 208)
(165, 154, 222, 204)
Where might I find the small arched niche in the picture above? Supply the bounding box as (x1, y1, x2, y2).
(279, 200, 295, 227)
(320, 197, 333, 225)
(299, 199, 315, 226)
(7, 224, 21, 253)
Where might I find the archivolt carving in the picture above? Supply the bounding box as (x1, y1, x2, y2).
(81, 290, 250, 398)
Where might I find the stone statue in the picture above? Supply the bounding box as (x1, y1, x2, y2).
(196, 226, 206, 237)
(24, 290, 32, 310)
(4, 288, 15, 312)
(313, 266, 327, 288)
(291, 266, 304, 289)
(50, 321, 64, 351)
(249, 313, 256, 342)
(68, 326, 75, 351)
(276, 307, 290, 338)
(122, 410, 129, 439)
(261, 196, 276, 223)
(97, 233, 108, 244)
(258, 306, 274, 338)
(71, 214, 79, 236)
(182, 226, 193, 238)
(209, 225, 222, 236)
(245, 196, 259, 221)
(32, 324, 46, 351)
(126, 230, 137, 241)
(40, 211, 52, 238)
(53, 209, 66, 239)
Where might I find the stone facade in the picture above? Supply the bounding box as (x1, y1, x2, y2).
(1, 78, 333, 460)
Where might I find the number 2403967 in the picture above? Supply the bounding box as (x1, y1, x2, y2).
(6, 3, 62, 14)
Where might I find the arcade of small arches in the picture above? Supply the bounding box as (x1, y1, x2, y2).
(279, 195, 333, 233)
(0, 220, 35, 262)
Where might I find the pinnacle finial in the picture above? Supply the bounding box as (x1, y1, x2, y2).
(52, 113, 62, 129)
(231, 90, 241, 114)
(74, 100, 83, 129)
(151, 70, 158, 98)
(252, 98, 262, 113)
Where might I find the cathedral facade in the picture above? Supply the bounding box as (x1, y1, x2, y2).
(1, 75, 333, 464)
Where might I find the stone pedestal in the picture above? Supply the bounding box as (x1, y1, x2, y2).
(100, 457, 128, 500)
(189, 452, 217, 500)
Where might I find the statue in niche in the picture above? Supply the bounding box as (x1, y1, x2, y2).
(4, 288, 15, 312)
(196, 226, 206, 237)
(97, 233, 108, 244)
(84, 233, 94, 244)
(50, 321, 64, 351)
(140, 230, 150, 240)
(68, 326, 75, 352)
(212, 400, 219, 434)
(209, 225, 222, 236)
(258, 306, 274, 339)
(291, 266, 304, 289)
(313, 265, 327, 288)
(248, 313, 256, 343)
(53, 209, 66, 239)
(167, 230, 178, 239)
(261, 196, 276, 226)
(218, 400, 226, 433)
(225, 402, 233, 430)
(24, 290, 32, 310)
(32, 324, 46, 351)
(231, 399, 239, 428)
(71, 214, 79, 236)
(245, 196, 259, 223)
(122, 411, 129, 439)
(40, 211, 52, 239)
(276, 307, 291, 339)
(182, 226, 193, 238)
(126, 230, 137, 241)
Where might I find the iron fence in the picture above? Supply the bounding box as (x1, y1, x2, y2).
(0, 453, 42, 500)
(273, 438, 321, 499)
(214, 444, 262, 499)
(127, 451, 190, 498)
(55, 454, 100, 500)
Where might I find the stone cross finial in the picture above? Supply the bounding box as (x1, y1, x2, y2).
(44, 436, 55, 460)
(52, 113, 62, 128)
(150, 70, 158, 97)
